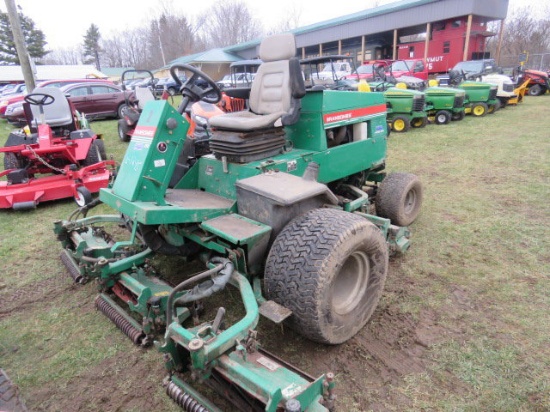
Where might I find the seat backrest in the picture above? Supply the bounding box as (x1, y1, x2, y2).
(249, 33, 299, 116)
(135, 87, 155, 110)
(30, 87, 73, 127)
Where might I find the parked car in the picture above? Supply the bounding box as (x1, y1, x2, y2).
(0, 78, 114, 120)
(216, 72, 255, 89)
(0, 92, 26, 118)
(0, 83, 26, 96)
(4, 100, 26, 126)
(60, 82, 134, 120)
(153, 76, 187, 96)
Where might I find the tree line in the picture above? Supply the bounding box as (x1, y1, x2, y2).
(1, 1, 549, 72)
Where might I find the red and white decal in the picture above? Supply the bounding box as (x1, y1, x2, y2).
(133, 126, 157, 138)
(323, 104, 386, 124)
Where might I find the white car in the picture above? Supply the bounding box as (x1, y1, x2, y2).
(216, 73, 255, 89)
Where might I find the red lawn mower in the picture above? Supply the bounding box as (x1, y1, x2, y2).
(117, 69, 160, 142)
(0, 87, 116, 210)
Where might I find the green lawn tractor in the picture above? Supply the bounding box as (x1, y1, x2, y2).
(54, 33, 423, 412)
(424, 84, 466, 124)
(447, 70, 500, 117)
(381, 85, 427, 132)
(368, 67, 428, 133)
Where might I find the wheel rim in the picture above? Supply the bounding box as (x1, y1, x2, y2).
(75, 192, 86, 207)
(332, 250, 370, 315)
(393, 119, 405, 131)
(404, 187, 417, 215)
(436, 113, 446, 123)
(473, 105, 485, 116)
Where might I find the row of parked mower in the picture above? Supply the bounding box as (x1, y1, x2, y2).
(300, 55, 533, 134)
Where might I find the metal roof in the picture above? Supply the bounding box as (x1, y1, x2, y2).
(224, 0, 509, 57)
(165, 48, 243, 69)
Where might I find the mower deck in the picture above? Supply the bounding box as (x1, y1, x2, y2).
(0, 161, 114, 209)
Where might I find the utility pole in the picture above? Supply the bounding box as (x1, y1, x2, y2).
(4, 0, 35, 90)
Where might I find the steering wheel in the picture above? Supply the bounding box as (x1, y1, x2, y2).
(25, 93, 55, 106)
(169, 64, 222, 106)
(374, 65, 387, 82)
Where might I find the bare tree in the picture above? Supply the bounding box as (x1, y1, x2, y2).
(41, 47, 81, 65)
(487, 6, 550, 67)
(266, 4, 303, 34)
(198, 0, 263, 48)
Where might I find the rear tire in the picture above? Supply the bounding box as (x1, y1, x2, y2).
(82, 139, 106, 166)
(118, 119, 131, 142)
(376, 172, 423, 226)
(391, 115, 411, 133)
(452, 111, 465, 121)
(410, 117, 427, 128)
(527, 84, 542, 96)
(264, 208, 389, 345)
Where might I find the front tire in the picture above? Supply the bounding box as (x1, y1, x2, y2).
(264, 208, 389, 345)
(117, 104, 129, 119)
(471, 102, 488, 117)
(391, 115, 411, 133)
(376, 172, 423, 226)
(118, 119, 131, 142)
(74, 186, 93, 207)
(434, 110, 452, 125)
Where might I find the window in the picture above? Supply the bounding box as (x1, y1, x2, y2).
(409, 46, 415, 58)
(452, 20, 461, 28)
(443, 41, 450, 54)
(433, 22, 446, 31)
(67, 87, 88, 97)
(91, 85, 117, 94)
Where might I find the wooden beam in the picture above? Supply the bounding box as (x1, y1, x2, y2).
(463, 14, 473, 61)
(424, 22, 431, 61)
(393, 29, 398, 60)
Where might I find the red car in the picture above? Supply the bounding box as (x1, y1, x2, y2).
(1, 78, 115, 121)
(60, 82, 134, 120)
(344, 60, 391, 81)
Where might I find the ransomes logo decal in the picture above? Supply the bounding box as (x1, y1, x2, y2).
(133, 126, 157, 138)
(323, 104, 386, 125)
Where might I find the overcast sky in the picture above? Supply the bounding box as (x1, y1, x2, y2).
(0, 0, 544, 51)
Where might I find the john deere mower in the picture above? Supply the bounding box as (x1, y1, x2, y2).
(367, 65, 427, 132)
(54, 33, 423, 411)
(447, 70, 500, 116)
(424, 81, 466, 124)
(1, 88, 115, 210)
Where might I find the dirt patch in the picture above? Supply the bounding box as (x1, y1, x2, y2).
(1, 258, 464, 411)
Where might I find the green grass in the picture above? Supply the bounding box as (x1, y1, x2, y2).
(1, 96, 549, 411)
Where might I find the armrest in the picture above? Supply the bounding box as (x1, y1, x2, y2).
(224, 87, 251, 100)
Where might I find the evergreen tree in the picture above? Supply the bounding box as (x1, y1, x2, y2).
(82, 24, 102, 70)
(0, 10, 48, 65)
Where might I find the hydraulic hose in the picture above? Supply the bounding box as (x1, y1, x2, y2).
(165, 257, 233, 324)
